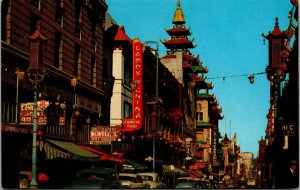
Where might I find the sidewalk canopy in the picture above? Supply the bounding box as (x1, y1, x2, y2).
(44, 139, 99, 160)
(162, 165, 188, 176)
(124, 159, 148, 170)
(79, 145, 125, 163)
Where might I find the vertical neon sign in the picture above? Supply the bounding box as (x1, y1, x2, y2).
(124, 38, 143, 132)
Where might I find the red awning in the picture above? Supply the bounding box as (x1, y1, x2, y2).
(79, 145, 125, 163)
(189, 169, 203, 178)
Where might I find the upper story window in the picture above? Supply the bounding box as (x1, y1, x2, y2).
(1, 0, 10, 43)
(31, 0, 41, 10)
(55, 30, 62, 69)
(74, 1, 82, 39)
(55, 0, 64, 27)
(74, 44, 81, 77)
(124, 102, 132, 119)
(91, 55, 96, 86)
(197, 112, 203, 121)
(124, 61, 131, 87)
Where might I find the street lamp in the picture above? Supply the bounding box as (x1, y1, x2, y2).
(27, 22, 48, 188)
(144, 41, 159, 173)
(15, 69, 25, 124)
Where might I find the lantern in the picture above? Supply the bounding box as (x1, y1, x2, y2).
(248, 75, 255, 84)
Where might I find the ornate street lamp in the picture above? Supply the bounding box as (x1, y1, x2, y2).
(27, 21, 48, 188)
(15, 70, 25, 124)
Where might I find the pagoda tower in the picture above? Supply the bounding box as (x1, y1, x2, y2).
(161, 0, 206, 88)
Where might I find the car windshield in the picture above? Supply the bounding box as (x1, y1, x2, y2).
(140, 175, 153, 181)
(177, 179, 194, 183)
(119, 176, 136, 181)
(79, 173, 112, 180)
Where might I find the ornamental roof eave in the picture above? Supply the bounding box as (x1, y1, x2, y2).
(166, 27, 191, 36)
(161, 38, 195, 49)
(114, 26, 132, 43)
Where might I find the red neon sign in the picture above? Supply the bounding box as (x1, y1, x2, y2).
(124, 38, 143, 132)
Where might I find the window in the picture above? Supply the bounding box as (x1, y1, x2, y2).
(124, 102, 132, 119)
(91, 55, 96, 86)
(74, 2, 82, 39)
(55, 0, 64, 27)
(55, 31, 62, 69)
(197, 112, 203, 121)
(124, 62, 131, 87)
(31, 0, 41, 10)
(74, 44, 81, 77)
(1, 0, 9, 43)
(30, 13, 39, 35)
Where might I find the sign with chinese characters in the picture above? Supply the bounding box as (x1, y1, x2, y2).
(75, 95, 101, 113)
(20, 100, 65, 125)
(124, 38, 143, 132)
(282, 123, 295, 136)
(90, 126, 121, 145)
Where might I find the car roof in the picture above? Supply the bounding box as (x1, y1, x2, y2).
(119, 173, 139, 177)
(76, 167, 117, 175)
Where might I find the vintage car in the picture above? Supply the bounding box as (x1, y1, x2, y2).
(137, 172, 168, 189)
(65, 167, 122, 189)
(175, 177, 201, 189)
(119, 173, 145, 189)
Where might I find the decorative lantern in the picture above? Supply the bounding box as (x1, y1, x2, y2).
(70, 78, 77, 88)
(16, 71, 25, 80)
(248, 75, 255, 84)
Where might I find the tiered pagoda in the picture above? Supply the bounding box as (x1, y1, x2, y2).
(160, 0, 224, 177)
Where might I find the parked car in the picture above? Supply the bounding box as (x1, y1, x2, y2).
(137, 172, 168, 189)
(175, 177, 201, 189)
(65, 167, 122, 189)
(247, 178, 256, 187)
(119, 173, 145, 189)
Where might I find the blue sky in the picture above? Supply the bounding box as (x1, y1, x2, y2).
(106, 0, 294, 157)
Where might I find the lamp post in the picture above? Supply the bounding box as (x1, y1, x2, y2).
(27, 22, 48, 188)
(144, 41, 159, 173)
(15, 69, 25, 124)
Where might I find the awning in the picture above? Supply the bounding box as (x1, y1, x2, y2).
(79, 145, 125, 163)
(44, 139, 99, 160)
(124, 159, 148, 170)
(189, 169, 204, 178)
(162, 165, 188, 175)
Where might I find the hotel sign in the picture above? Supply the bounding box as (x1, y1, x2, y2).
(124, 38, 143, 132)
(90, 126, 121, 145)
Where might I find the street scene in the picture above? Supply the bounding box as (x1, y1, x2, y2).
(1, 0, 299, 189)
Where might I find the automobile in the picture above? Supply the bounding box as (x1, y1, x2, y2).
(137, 172, 168, 189)
(175, 177, 202, 189)
(224, 181, 235, 189)
(119, 173, 145, 189)
(65, 167, 122, 189)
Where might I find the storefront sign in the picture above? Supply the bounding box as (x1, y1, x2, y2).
(20, 100, 65, 125)
(124, 38, 143, 132)
(90, 126, 121, 145)
(282, 123, 295, 136)
(75, 95, 101, 113)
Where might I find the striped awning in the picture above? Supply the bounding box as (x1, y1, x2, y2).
(79, 145, 125, 163)
(44, 139, 99, 160)
(162, 165, 188, 175)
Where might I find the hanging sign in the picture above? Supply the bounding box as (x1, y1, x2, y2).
(20, 100, 65, 125)
(124, 38, 143, 132)
(90, 126, 121, 145)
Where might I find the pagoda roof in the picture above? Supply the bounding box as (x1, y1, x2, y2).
(161, 38, 195, 49)
(262, 17, 285, 39)
(192, 65, 208, 73)
(197, 92, 214, 99)
(183, 54, 196, 61)
(182, 60, 191, 68)
(189, 73, 205, 82)
(114, 26, 132, 43)
(161, 54, 176, 59)
(166, 27, 191, 36)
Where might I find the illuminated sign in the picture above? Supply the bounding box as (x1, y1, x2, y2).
(20, 100, 65, 125)
(124, 38, 143, 132)
(90, 126, 121, 145)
